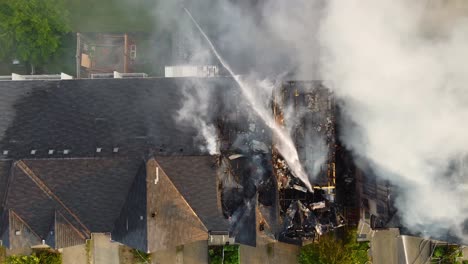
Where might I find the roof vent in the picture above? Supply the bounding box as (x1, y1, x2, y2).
(2, 150, 8, 155)
(164, 65, 219, 77)
(63, 149, 70, 155)
(90, 73, 113, 79)
(113, 71, 148, 78)
(60, 73, 73, 80)
(48, 149, 54, 155)
(140, 216, 144, 220)
(113, 147, 119, 153)
(30, 150, 36, 155)
(12, 73, 67, 81)
(96, 148, 102, 153)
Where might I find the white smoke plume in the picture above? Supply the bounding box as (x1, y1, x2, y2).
(181, 3, 331, 189)
(176, 81, 219, 155)
(319, 0, 468, 240)
(123, 0, 468, 241)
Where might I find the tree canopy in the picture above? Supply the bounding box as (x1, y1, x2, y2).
(299, 228, 369, 264)
(0, 0, 70, 71)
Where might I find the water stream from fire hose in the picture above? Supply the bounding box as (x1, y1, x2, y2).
(184, 7, 312, 191)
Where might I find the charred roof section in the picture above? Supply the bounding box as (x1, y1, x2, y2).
(273, 81, 343, 244)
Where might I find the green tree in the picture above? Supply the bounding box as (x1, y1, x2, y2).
(299, 228, 369, 264)
(0, 0, 70, 74)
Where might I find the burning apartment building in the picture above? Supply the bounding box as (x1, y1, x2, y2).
(0, 74, 349, 255)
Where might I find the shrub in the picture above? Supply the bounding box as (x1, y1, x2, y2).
(6, 250, 61, 264)
(208, 245, 240, 264)
(131, 249, 150, 264)
(299, 228, 369, 264)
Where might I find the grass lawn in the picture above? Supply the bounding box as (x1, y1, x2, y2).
(64, 0, 157, 33)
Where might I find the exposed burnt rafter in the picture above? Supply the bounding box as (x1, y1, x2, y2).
(272, 81, 344, 244)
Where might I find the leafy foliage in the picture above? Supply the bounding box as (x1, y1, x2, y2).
(0, 0, 70, 67)
(131, 249, 150, 264)
(431, 245, 462, 264)
(299, 228, 369, 264)
(208, 245, 240, 264)
(6, 250, 61, 264)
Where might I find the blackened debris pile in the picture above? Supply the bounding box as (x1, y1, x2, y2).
(216, 91, 277, 246)
(215, 80, 345, 245)
(274, 81, 344, 244)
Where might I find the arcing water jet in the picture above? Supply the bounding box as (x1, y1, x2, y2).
(183, 7, 312, 190)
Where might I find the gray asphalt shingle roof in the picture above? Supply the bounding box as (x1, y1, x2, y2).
(0, 77, 254, 250)
(156, 155, 229, 232)
(0, 78, 234, 158)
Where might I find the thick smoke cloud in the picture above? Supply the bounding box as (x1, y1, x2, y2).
(150, 0, 328, 187)
(148, 0, 468, 242)
(319, 0, 468, 241)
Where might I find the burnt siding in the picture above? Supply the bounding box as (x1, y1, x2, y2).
(111, 163, 148, 252)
